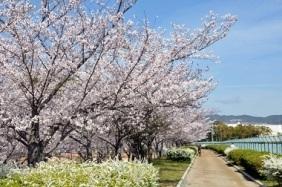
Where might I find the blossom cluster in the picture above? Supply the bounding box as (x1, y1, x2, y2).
(224, 146, 238, 156)
(0, 0, 236, 164)
(261, 155, 282, 184)
(0, 158, 158, 187)
(166, 148, 195, 161)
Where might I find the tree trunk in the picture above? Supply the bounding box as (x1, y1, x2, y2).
(27, 141, 45, 166)
(113, 142, 122, 160)
(79, 142, 93, 161)
(27, 116, 45, 166)
(158, 142, 164, 158)
(85, 143, 93, 161)
(147, 148, 153, 163)
(113, 146, 121, 160)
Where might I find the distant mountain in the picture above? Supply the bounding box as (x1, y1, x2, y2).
(209, 114, 282, 124)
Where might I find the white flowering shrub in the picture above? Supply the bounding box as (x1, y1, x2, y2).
(261, 155, 282, 186)
(0, 164, 16, 178)
(166, 148, 195, 162)
(0, 158, 158, 187)
(224, 146, 238, 156)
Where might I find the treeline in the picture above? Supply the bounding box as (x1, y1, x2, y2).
(0, 0, 236, 166)
(209, 121, 272, 141)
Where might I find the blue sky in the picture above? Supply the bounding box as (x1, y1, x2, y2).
(128, 0, 282, 116)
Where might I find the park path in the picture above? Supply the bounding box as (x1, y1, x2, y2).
(184, 150, 260, 187)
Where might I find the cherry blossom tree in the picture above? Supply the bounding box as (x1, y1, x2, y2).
(0, 0, 236, 165)
(0, 0, 138, 165)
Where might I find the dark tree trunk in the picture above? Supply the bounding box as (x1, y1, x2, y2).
(127, 153, 131, 161)
(78, 141, 93, 161)
(27, 119, 45, 166)
(96, 151, 103, 163)
(156, 141, 164, 158)
(114, 146, 122, 160)
(147, 147, 153, 163)
(83, 146, 93, 161)
(27, 141, 45, 166)
(113, 140, 122, 160)
(86, 150, 93, 161)
(85, 141, 93, 161)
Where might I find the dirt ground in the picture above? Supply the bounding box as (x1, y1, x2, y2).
(184, 150, 260, 187)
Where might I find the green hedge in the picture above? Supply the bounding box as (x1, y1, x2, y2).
(0, 159, 158, 187)
(228, 149, 269, 177)
(206, 144, 229, 155)
(206, 145, 273, 178)
(182, 145, 198, 153)
(166, 148, 195, 162)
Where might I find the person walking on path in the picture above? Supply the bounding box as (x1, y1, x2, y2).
(197, 144, 201, 156)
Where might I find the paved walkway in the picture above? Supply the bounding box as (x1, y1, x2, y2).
(184, 150, 260, 187)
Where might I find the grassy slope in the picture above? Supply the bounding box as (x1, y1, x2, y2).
(152, 158, 190, 187)
(261, 180, 278, 187)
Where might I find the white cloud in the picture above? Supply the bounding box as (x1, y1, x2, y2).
(215, 96, 241, 105)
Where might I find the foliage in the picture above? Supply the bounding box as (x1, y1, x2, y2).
(0, 164, 16, 179)
(224, 146, 238, 156)
(210, 121, 272, 141)
(184, 145, 198, 153)
(152, 158, 189, 187)
(0, 158, 158, 187)
(206, 144, 229, 155)
(227, 149, 245, 164)
(227, 149, 269, 177)
(166, 148, 195, 162)
(261, 155, 282, 186)
(0, 0, 236, 165)
(260, 179, 279, 187)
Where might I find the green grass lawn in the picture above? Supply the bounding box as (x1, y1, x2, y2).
(152, 158, 190, 187)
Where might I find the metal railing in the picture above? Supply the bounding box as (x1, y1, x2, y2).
(199, 135, 282, 154)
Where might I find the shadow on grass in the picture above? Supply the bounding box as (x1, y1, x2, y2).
(152, 158, 190, 187)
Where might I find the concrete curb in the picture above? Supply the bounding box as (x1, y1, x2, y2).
(176, 154, 198, 187)
(220, 155, 265, 187)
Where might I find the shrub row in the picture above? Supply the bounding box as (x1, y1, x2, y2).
(261, 155, 282, 185)
(182, 145, 198, 153)
(224, 146, 238, 156)
(166, 148, 195, 162)
(205, 144, 229, 155)
(0, 164, 16, 179)
(206, 144, 271, 177)
(0, 159, 158, 187)
(227, 149, 268, 177)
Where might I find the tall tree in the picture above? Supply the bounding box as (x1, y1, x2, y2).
(0, 0, 236, 165)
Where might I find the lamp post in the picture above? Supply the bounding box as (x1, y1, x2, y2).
(211, 120, 215, 142)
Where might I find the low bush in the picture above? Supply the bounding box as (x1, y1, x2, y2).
(166, 148, 195, 162)
(228, 149, 269, 177)
(227, 149, 245, 164)
(224, 146, 238, 156)
(183, 145, 198, 153)
(261, 155, 282, 186)
(206, 144, 229, 155)
(0, 164, 17, 179)
(0, 158, 158, 187)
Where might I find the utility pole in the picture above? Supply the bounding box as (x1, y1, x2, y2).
(211, 121, 214, 142)
(280, 115, 282, 135)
